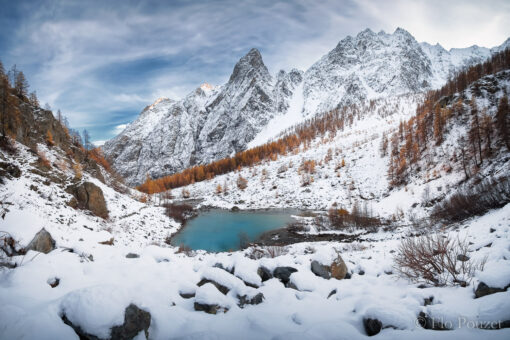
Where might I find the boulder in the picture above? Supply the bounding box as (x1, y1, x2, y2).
(311, 260, 331, 279)
(48, 277, 60, 288)
(363, 318, 382, 336)
(197, 278, 230, 295)
(237, 292, 264, 307)
(257, 266, 272, 282)
(417, 311, 449, 330)
(475, 282, 508, 298)
(456, 254, 470, 262)
(66, 181, 109, 219)
(330, 255, 348, 280)
(26, 228, 55, 254)
(273, 266, 298, 286)
(62, 304, 151, 340)
(110, 304, 151, 340)
(0, 162, 21, 179)
(194, 302, 228, 314)
(179, 292, 195, 299)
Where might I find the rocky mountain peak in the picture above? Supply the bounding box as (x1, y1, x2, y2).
(393, 27, 414, 39)
(104, 29, 509, 185)
(228, 48, 270, 84)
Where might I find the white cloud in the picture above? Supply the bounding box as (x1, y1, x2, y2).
(114, 124, 127, 134)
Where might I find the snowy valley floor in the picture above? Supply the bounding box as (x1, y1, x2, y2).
(1, 144, 510, 339)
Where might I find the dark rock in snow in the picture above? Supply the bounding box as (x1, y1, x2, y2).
(257, 266, 273, 282)
(62, 314, 101, 340)
(327, 289, 337, 298)
(310, 260, 331, 279)
(363, 318, 382, 336)
(475, 282, 508, 298)
(62, 304, 151, 340)
(48, 277, 60, 288)
(110, 304, 151, 340)
(26, 228, 55, 254)
(273, 266, 297, 285)
(197, 278, 230, 295)
(286, 281, 299, 290)
(125, 253, 140, 259)
(423, 296, 434, 306)
(213, 262, 235, 274)
(417, 311, 449, 330)
(0, 162, 21, 179)
(456, 254, 470, 262)
(237, 292, 264, 307)
(179, 292, 195, 299)
(194, 302, 228, 314)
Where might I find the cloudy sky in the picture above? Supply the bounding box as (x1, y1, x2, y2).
(1, 0, 509, 144)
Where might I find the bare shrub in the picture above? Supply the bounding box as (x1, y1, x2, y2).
(300, 159, 316, 173)
(328, 201, 382, 231)
(163, 203, 193, 223)
(0, 137, 17, 154)
(37, 150, 51, 168)
(265, 245, 287, 258)
(236, 175, 248, 190)
(300, 174, 312, 186)
(0, 231, 22, 257)
(55, 159, 69, 172)
(394, 234, 485, 287)
(176, 244, 193, 256)
(72, 162, 82, 179)
(432, 176, 510, 223)
(246, 245, 287, 259)
(181, 188, 191, 198)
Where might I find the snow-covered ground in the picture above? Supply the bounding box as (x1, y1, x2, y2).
(1, 104, 510, 338)
(177, 95, 426, 218)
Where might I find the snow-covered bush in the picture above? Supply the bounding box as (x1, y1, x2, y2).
(394, 234, 485, 286)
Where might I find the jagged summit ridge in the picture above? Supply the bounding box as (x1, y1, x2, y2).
(104, 48, 279, 185)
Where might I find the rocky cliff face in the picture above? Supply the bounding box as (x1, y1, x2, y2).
(104, 49, 281, 185)
(103, 28, 509, 185)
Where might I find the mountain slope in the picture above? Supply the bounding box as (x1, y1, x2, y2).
(104, 49, 281, 185)
(104, 28, 510, 185)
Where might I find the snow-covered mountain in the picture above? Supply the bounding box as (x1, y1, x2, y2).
(104, 28, 509, 185)
(104, 49, 292, 185)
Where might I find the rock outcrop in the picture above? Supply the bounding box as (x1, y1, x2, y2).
(66, 181, 109, 219)
(26, 228, 55, 254)
(62, 303, 151, 340)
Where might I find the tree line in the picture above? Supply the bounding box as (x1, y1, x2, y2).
(386, 48, 510, 186)
(138, 105, 361, 194)
(0, 60, 113, 178)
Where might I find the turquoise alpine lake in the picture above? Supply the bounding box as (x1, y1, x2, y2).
(171, 209, 298, 252)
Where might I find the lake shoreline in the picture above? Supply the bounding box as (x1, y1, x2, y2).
(168, 206, 303, 252)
